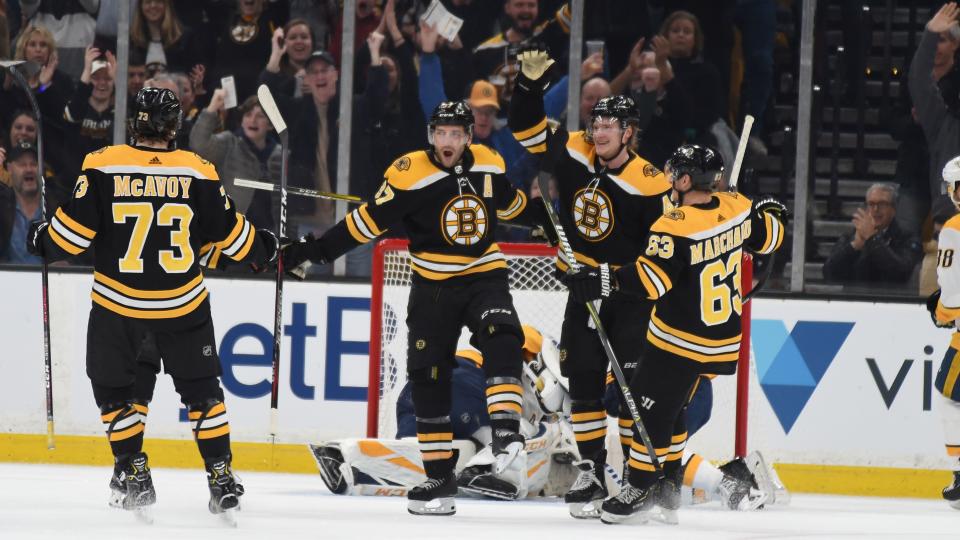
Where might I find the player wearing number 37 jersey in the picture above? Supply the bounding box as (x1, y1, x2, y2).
(26, 88, 279, 521)
(563, 144, 787, 524)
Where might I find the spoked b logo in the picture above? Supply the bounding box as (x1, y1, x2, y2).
(442, 194, 488, 246)
(572, 187, 613, 241)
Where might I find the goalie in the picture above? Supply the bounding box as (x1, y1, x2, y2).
(310, 326, 582, 501)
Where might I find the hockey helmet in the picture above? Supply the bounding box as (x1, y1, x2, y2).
(129, 87, 183, 141)
(665, 144, 724, 192)
(943, 155, 960, 210)
(590, 95, 639, 128)
(428, 100, 475, 143)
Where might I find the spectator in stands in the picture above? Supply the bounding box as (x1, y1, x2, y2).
(266, 19, 318, 98)
(578, 74, 610, 130)
(190, 89, 279, 228)
(7, 110, 38, 148)
(444, 0, 503, 51)
(733, 0, 776, 156)
(0, 4, 10, 60)
(21, 0, 97, 79)
(130, 0, 202, 75)
(289, 0, 336, 51)
(127, 49, 148, 101)
(909, 3, 960, 219)
(212, 0, 286, 103)
(0, 142, 48, 264)
(329, 0, 379, 67)
(63, 46, 115, 175)
(658, 11, 723, 145)
(473, 0, 571, 110)
(823, 183, 923, 285)
(172, 71, 200, 146)
(0, 110, 63, 199)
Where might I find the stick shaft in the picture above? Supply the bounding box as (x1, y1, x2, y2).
(728, 115, 754, 192)
(233, 178, 362, 204)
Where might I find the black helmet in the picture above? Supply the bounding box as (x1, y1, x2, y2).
(430, 100, 475, 131)
(665, 144, 724, 191)
(590, 95, 639, 127)
(129, 87, 182, 141)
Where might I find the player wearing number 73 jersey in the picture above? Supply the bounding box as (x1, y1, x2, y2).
(25, 88, 278, 520)
(563, 144, 787, 524)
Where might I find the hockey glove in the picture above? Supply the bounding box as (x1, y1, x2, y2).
(281, 234, 328, 280)
(750, 196, 789, 226)
(561, 263, 616, 303)
(516, 50, 556, 93)
(927, 289, 955, 329)
(249, 228, 280, 273)
(26, 220, 49, 257)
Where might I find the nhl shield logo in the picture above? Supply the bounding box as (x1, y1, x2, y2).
(202, 345, 213, 357)
(572, 187, 614, 241)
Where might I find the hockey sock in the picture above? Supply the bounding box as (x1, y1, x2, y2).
(416, 416, 454, 478)
(102, 401, 148, 457)
(618, 417, 634, 466)
(571, 399, 606, 461)
(188, 400, 231, 459)
(664, 430, 687, 477)
(682, 453, 723, 494)
(627, 431, 687, 490)
(485, 377, 523, 433)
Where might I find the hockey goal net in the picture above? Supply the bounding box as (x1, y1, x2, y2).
(367, 239, 752, 456)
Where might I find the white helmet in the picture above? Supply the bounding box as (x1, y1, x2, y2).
(943, 155, 960, 210)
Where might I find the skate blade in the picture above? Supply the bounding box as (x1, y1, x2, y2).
(133, 505, 154, 525)
(948, 499, 960, 511)
(651, 507, 678, 525)
(567, 501, 603, 519)
(108, 489, 125, 509)
(599, 509, 649, 525)
(218, 508, 239, 527)
(460, 484, 519, 501)
(408, 496, 456, 516)
(737, 490, 769, 511)
(494, 442, 524, 474)
(746, 451, 789, 506)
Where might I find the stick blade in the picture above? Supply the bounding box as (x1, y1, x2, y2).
(257, 84, 287, 135)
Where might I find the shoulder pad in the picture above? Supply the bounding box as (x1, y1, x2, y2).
(469, 144, 506, 174)
(384, 150, 445, 190)
(565, 131, 596, 170)
(607, 156, 671, 197)
(716, 191, 752, 214)
(944, 213, 960, 232)
(81, 145, 220, 181)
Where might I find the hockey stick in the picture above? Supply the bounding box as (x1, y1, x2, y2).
(728, 115, 776, 304)
(257, 85, 287, 443)
(535, 175, 663, 477)
(4, 61, 55, 449)
(233, 178, 363, 204)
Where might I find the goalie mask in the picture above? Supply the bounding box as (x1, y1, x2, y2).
(944, 155, 960, 211)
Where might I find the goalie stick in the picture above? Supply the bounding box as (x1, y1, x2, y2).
(3, 61, 55, 449)
(257, 85, 287, 442)
(535, 174, 663, 477)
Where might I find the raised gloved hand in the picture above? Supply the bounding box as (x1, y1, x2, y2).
(26, 220, 49, 257)
(927, 289, 955, 329)
(281, 234, 328, 280)
(750, 196, 788, 226)
(561, 263, 615, 303)
(519, 49, 555, 81)
(249, 228, 280, 273)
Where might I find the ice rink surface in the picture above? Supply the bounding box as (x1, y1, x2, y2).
(0, 463, 955, 540)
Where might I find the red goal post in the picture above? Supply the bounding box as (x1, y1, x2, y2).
(367, 239, 754, 457)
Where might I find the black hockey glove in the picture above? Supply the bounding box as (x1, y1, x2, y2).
(927, 289, 955, 329)
(750, 196, 789, 227)
(561, 263, 616, 303)
(281, 234, 328, 280)
(249, 228, 280, 273)
(26, 220, 49, 257)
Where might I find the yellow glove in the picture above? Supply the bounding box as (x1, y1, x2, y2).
(519, 50, 555, 81)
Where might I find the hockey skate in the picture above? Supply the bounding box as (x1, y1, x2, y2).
(742, 451, 790, 505)
(407, 473, 457, 516)
(457, 465, 520, 500)
(309, 443, 350, 495)
(492, 429, 525, 474)
(651, 476, 680, 525)
(717, 473, 768, 510)
(564, 450, 608, 519)
(110, 452, 156, 524)
(599, 484, 655, 525)
(205, 456, 244, 527)
(943, 470, 960, 510)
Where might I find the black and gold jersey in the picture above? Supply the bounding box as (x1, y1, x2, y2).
(43, 144, 271, 329)
(509, 73, 672, 272)
(318, 144, 542, 282)
(614, 192, 785, 374)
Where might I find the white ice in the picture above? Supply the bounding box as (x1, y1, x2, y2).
(0, 463, 956, 540)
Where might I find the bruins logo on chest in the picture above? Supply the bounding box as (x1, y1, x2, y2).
(572, 187, 614, 241)
(442, 194, 488, 245)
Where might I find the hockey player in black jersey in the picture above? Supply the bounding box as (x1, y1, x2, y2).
(26, 87, 279, 522)
(282, 101, 551, 516)
(562, 144, 787, 525)
(508, 49, 672, 518)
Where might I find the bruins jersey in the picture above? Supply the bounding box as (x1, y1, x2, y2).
(509, 73, 672, 272)
(43, 144, 270, 329)
(318, 144, 541, 282)
(936, 214, 960, 351)
(614, 192, 785, 374)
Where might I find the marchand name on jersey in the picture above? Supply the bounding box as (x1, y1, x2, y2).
(114, 175, 193, 198)
(689, 219, 751, 265)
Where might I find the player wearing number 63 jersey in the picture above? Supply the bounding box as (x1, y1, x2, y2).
(563, 144, 786, 524)
(26, 88, 278, 521)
